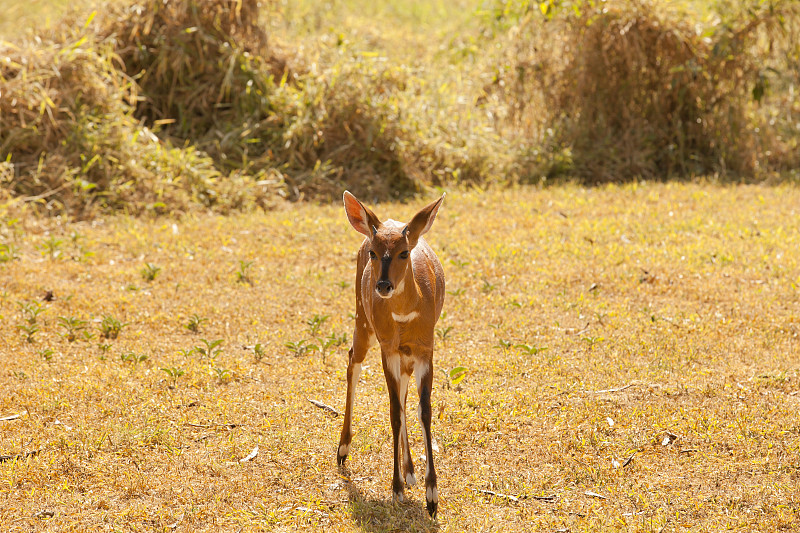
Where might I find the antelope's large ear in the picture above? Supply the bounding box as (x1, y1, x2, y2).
(343, 191, 381, 237)
(404, 193, 445, 248)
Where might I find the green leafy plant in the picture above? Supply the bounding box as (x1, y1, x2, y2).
(0, 242, 19, 262)
(315, 332, 348, 362)
(18, 300, 45, 324)
(213, 367, 232, 382)
(582, 335, 605, 348)
(160, 366, 185, 387)
(121, 352, 149, 365)
(185, 314, 207, 333)
(38, 348, 54, 362)
(195, 338, 223, 361)
(306, 314, 330, 337)
(236, 260, 254, 284)
(69, 231, 94, 262)
(99, 314, 127, 339)
(516, 343, 548, 356)
(253, 342, 265, 362)
(447, 288, 465, 297)
(442, 365, 468, 389)
(58, 316, 88, 342)
(38, 236, 63, 260)
(141, 263, 161, 281)
(18, 323, 40, 343)
(284, 339, 313, 357)
(494, 338, 513, 351)
(436, 325, 454, 344)
(481, 279, 497, 293)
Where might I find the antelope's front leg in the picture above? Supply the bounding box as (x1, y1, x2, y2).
(338, 326, 370, 465)
(399, 372, 416, 487)
(416, 357, 438, 518)
(383, 353, 406, 501)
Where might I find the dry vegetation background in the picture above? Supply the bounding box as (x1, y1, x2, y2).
(1, 0, 799, 216)
(1, 0, 800, 531)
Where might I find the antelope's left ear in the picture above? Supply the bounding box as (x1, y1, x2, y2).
(404, 193, 445, 248)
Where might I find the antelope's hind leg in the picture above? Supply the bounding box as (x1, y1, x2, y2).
(337, 320, 372, 465)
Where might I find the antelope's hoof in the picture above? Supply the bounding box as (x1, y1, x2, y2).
(392, 490, 405, 503)
(426, 485, 438, 518)
(426, 500, 438, 519)
(336, 443, 349, 465)
(405, 472, 416, 487)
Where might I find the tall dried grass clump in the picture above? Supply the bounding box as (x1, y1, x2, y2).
(96, 0, 279, 143)
(95, 0, 421, 200)
(491, 0, 800, 182)
(0, 25, 279, 216)
(0, 0, 433, 216)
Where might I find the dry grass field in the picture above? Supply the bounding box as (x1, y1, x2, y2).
(1, 183, 799, 532)
(2, 0, 800, 531)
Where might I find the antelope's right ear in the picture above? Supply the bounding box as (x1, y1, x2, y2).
(343, 191, 381, 237)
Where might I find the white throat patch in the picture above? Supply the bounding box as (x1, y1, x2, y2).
(392, 311, 419, 323)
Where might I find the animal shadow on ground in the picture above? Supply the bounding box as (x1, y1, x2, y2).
(339, 465, 439, 533)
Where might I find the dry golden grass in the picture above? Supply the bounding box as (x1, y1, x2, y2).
(489, 0, 800, 182)
(1, 183, 799, 531)
(5, 0, 797, 219)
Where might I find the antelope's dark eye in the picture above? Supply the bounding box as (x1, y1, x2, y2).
(369, 250, 377, 259)
(399, 251, 409, 259)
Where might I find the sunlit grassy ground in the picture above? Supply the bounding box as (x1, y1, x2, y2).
(1, 183, 799, 532)
(0, 0, 85, 36)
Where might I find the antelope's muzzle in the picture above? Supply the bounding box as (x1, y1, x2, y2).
(376, 280, 394, 298)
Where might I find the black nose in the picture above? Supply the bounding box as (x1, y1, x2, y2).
(376, 280, 394, 295)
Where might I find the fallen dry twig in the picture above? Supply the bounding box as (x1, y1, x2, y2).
(307, 398, 341, 417)
(584, 383, 636, 394)
(528, 494, 559, 502)
(473, 488, 520, 503)
(0, 450, 39, 463)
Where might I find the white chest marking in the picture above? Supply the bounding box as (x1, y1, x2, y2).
(392, 311, 419, 323)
